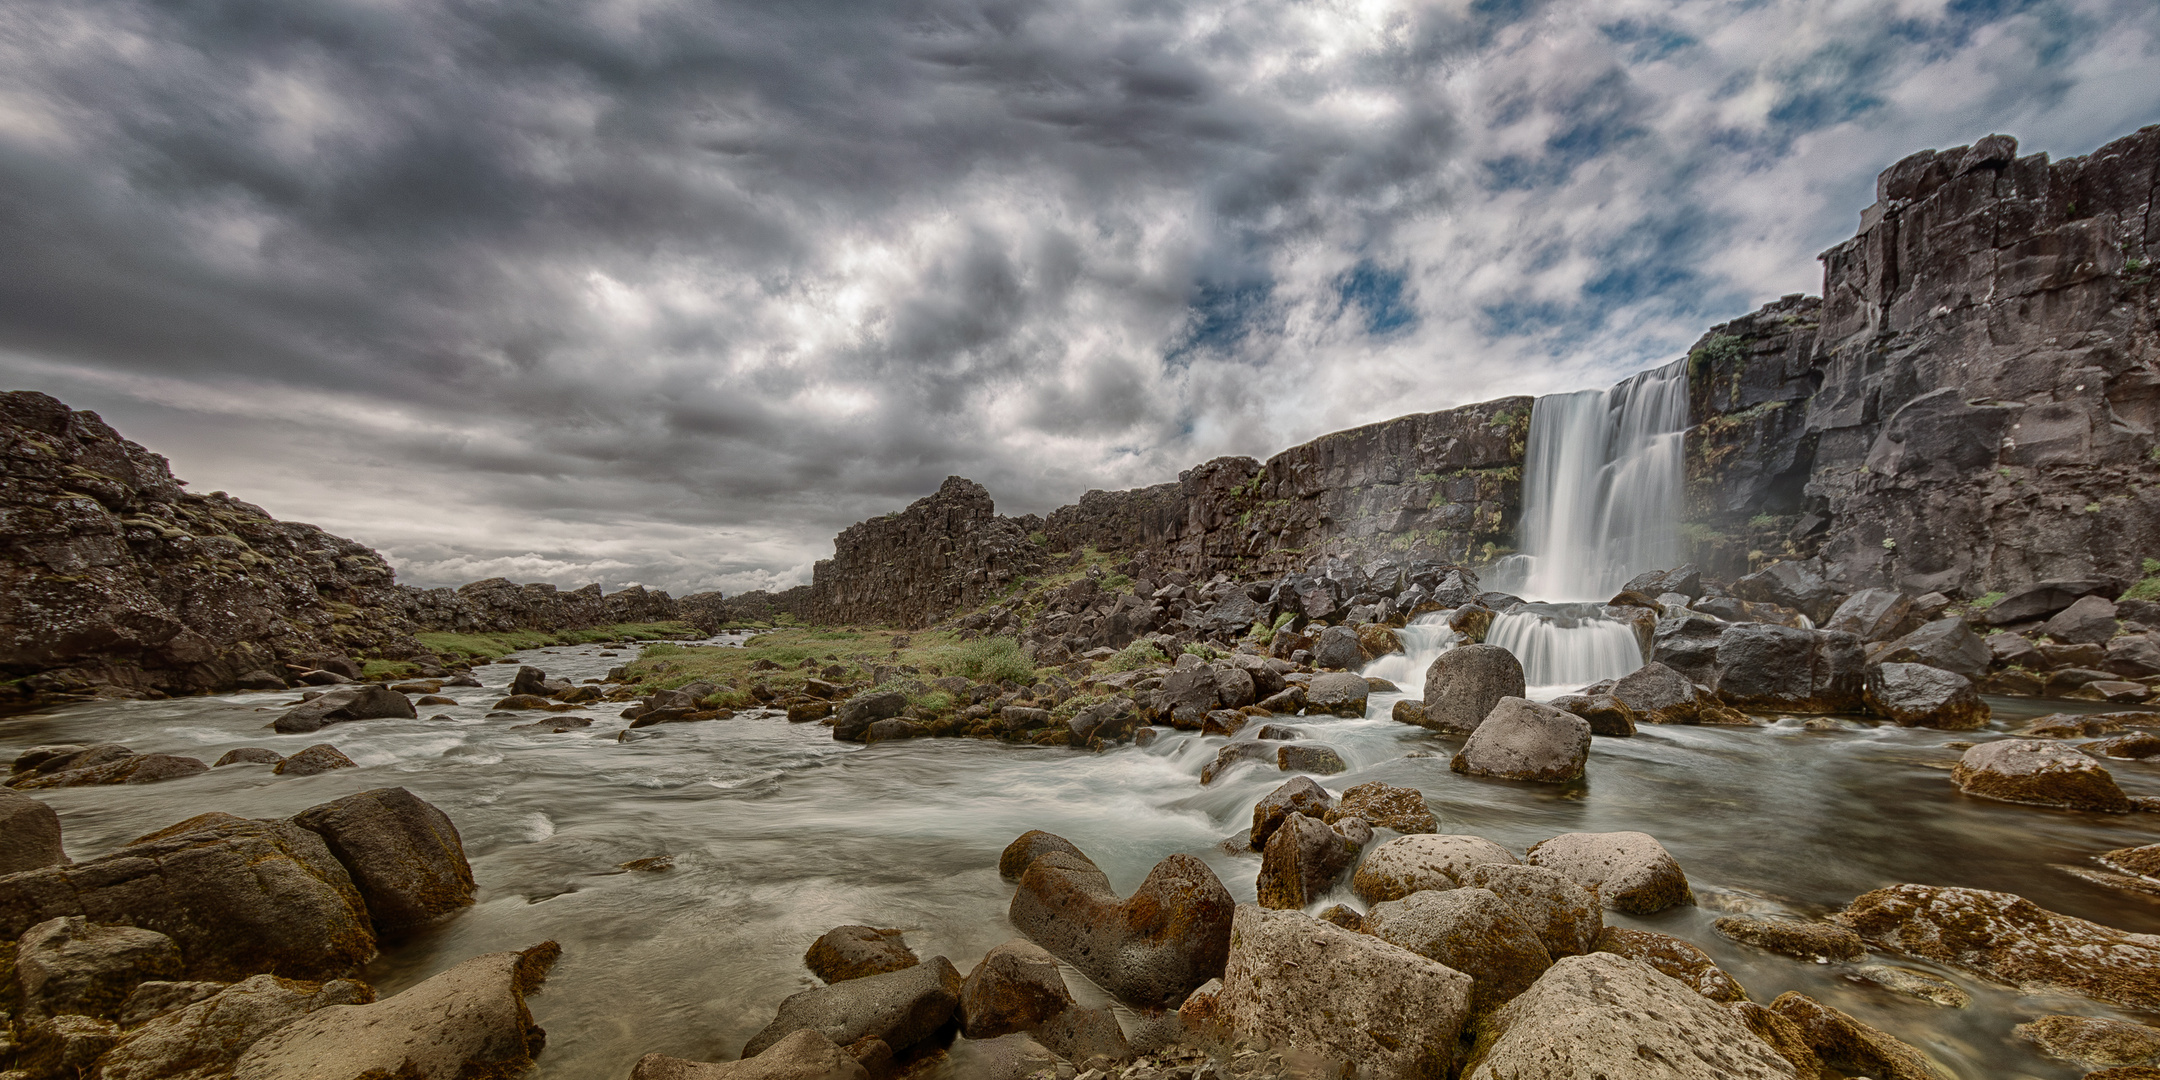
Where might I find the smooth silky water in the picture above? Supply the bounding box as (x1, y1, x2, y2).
(5, 636, 2157, 1079)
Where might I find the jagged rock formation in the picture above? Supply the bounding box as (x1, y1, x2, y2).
(806, 477, 1044, 628)
(384, 579, 677, 634)
(676, 586, 813, 631)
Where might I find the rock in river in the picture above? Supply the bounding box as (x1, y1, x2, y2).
(2014, 1014, 2160, 1070)
(290, 787, 477, 934)
(1714, 916, 1866, 962)
(742, 954, 963, 1057)
(1951, 739, 2133, 812)
(1351, 834, 1518, 904)
(1249, 776, 1331, 849)
(1769, 991, 1948, 1080)
(1837, 884, 2160, 1011)
(273, 743, 357, 777)
(1324, 781, 1437, 834)
(0, 788, 67, 873)
(1462, 863, 1602, 959)
(998, 830, 1092, 881)
(1449, 697, 1590, 783)
(805, 926, 918, 984)
(1525, 831, 1693, 914)
(1256, 813, 1360, 910)
(958, 939, 1072, 1038)
(1417, 644, 1525, 734)
(1865, 663, 1988, 729)
(13, 915, 184, 1020)
(1302, 671, 1370, 717)
(1365, 887, 1552, 1017)
(271, 685, 417, 734)
(1594, 926, 1747, 1003)
(1008, 847, 1234, 1007)
(636, 1029, 869, 1079)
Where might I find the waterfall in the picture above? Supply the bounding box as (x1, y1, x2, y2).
(1513, 358, 1690, 602)
(1361, 613, 1459, 698)
(1486, 604, 1645, 696)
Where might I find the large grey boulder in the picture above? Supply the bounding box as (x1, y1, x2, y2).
(1366, 887, 1552, 1017)
(0, 815, 374, 981)
(742, 955, 963, 1057)
(1461, 953, 1800, 1079)
(1650, 613, 1727, 682)
(232, 941, 559, 1080)
(1310, 626, 1365, 671)
(1876, 617, 1992, 678)
(1418, 644, 1525, 734)
(1865, 663, 1988, 729)
(1255, 813, 1360, 909)
(97, 974, 376, 1080)
(1450, 697, 1590, 783)
(1302, 671, 1370, 717)
(1462, 863, 1602, 959)
(1217, 905, 1473, 1080)
(832, 690, 906, 741)
(14, 915, 184, 1020)
(1249, 776, 1332, 849)
(1352, 834, 1518, 904)
(290, 787, 476, 934)
(2107, 632, 2160, 677)
(1712, 624, 1865, 714)
(272, 685, 417, 734)
(1733, 559, 1837, 622)
(1826, 588, 1913, 641)
(1610, 661, 1710, 724)
(1982, 580, 2119, 625)
(632, 1029, 867, 1080)
(1525, 831, 1693, 914)
(1156, 668, 1219, 728)
(1008, 848, 1234, 1007)
(1952, 739, 2132, 812)
(0, 789, 67, 873)
(2042, 595, 2121, 645)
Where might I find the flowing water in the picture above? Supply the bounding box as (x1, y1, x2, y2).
(1485, 605, 1646, 697)
(6, 637, 2158, 1079)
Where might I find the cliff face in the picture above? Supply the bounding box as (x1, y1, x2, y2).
(805, 477, 1044, 628)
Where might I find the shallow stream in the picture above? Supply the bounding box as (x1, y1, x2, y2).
(5, 636, 2158, 1079)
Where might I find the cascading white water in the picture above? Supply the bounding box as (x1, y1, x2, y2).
(1514, 357, 1690, 602)
(1486, 604, 1644, 696)
(1361, 612, 1459, 698)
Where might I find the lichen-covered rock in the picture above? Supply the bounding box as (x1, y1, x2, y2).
(1865, 663, 1988, 730)
(1249, 776, 1332, 849)
(742, 955, 963, 1057)
(1714, 916, 1866, 962)
(232, 941, 558, 1080)
(998, 830, 1094, 881)
(2014, 1014, 2160, 1069)
(96, 974, 377, 1080)
(272, 685, 417, 734)
(289, 787, 475, 934)
(805, 926, 918, 984)
(117, 980, 231, 1026)
(1008, 848, 1234, 1007)
(1462, 863, 1601, 959)
(0, 815, 374, 981)
(1310, 626, 1365, 671)
(10, 751, 209, 788)
(1546, 692, 1637, 736)
(1216, 904, 1473, 1080)
(1875, 618, 1993, 679)
(958, 940, 1071, 1038)
(1351, 834, 1518, 904)
(1608, 661, 1707, 725)
(1594, 927, 1747, 1002)
(633, 1029, 868, 1080)
(0, 788, 67, 873)
(1366, 887, 1552, 1016)
(1525, 831, 1693, 914)
(2101, 843, 2160, 880)
(1418, 644, 1525, 734)
(1199, 741, 1274, 784)
(1461, 953, 1799, 1080)
(1302, 672, 1369, 717)
(1850, 964, 1970, 1008)
(1712, 624, 1865, 714)
(1952, 739, 2133, 812)
(11, 1014, 126, 1078)
(1274, 743, 1346, 775)
(1255, 813, 1359, 910)
(1836, 884, 2160, 1011)
(213, 747, 284, 767)
(1323, 781, 1436, 834)
(273, 743, 357, 777)
(13, 915, 184, 1020)
(832, 690, 906, 742)
(1450, 697, 1590, 783)
(1768, 991, 1949, 1080)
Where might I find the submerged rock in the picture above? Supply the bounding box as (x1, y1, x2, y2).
(805, 926, 918, 984)
(1769, 991, 1949, 1080)
(1713, 916, 1866, 962)
(273, 743, 356, 777)
(742, 955, 962, 1058)
(213, 747, 284, 767)
(1217, 905, 1473, 1080)
(1351, 833, 1519, 904)
(1450, 697, 1590, 782)
(1008, 847, 1234, 1007)
(1525, 830, 1693, 914)
(10, 752, 209, 788)
(1951, 739, 2133, 812)
(1836, 884, 2160, 1011)
(1851, 964, 1970, 1008)
(2015, 1014, 2160, 1069)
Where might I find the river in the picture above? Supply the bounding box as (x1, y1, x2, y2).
(5, 635, 2156, 1079)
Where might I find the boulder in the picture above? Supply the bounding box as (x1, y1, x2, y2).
(1850, 964, 1970, 1008)
(1594, 927, 1746, 1002)
(1525, 831, 1692, 914)
(1989, 631, 2048, 668)
(2044, 595, 2121, 645)
(1865, 663, 1988, 729)
(957, 940, 1071, 1038)
(1324, 781, 1436, 834)
(1249, 776, 1332, 849)
(2106, 632, 2160, 677)
(11, 1015, 125, 1078)
(2101, 843, 2160, 879)
(1216, 905, 1473, 1080)
(1450, 697, 1590, 783)
(862, 718, 924, 744)
(271, 685, 418, 734)
(1275, 744, 1346, 775)
(1462, 863, 1601, 959)
(1255, 814, 1360, 909)
(1390, 699, 1427, 726)
(0, 815, 374, 981)
(1461, 953, 1799, 1080)
(743, 955, 963, 1057)
(116, 980, 230, 1025)
(0, 789, 67, 873)
(214, 747, 285, 767)
(1156, 668, 1220, 728)
(96, 974, 376, 1080)
(1713, 916, 1866, 961)
(1302, 672, 1369, 717)
(806, 926, 918, 984)
(1351, 834, 1518, 904)
(13, 915, 184, 1019)
(232, 942, 559, 1080)
(1734, 560, 1837, 622)
(1951, 739, 2133, 812)
(11, 752, 210, 788)
(631, 1029, 867, 1080)
(926, 1032, 1056, 1080)
(832, 691, 907, 742)
(2014, 1014, 2160, 1070)
(1836, 884, 2160, 1011)
(290, 787, 476, 934)
(1877, 617, 1992, 678)
(1310, 626, 1365, 671)
(1610, 661, 1711, 724)
(1033, 1002, 1130, 1064)
(1768, 991, 1948, 1080)
(1199, 741, 1274, 784)
(1418, 645, 1525, 734)
(1651, 613, 1727, 682)
(998, 830, 1093, 881)
(509, 666, 551, 696)
(1546, 692, 1637, 736)
(1008, 849, 1234, 1007)
(1366, 887, 1551, 1016)
(1727, 1000, 1823, 1079)
(274, 744, 357, 776)
(1983, 579, 2119, 625)
(1356, 623, 1403, 660)
(1826, 588, 1914, 641)
(1712, 624, 1865, 714)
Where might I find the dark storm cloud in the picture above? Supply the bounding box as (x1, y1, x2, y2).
(0, 0, 2155, 593)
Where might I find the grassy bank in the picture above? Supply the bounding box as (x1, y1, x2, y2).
(414, 621, 704, 664)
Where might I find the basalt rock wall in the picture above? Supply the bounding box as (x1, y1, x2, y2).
(805, 477, 1044, 628)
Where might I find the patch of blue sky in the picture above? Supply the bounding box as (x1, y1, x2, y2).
(1334, 261, 1417, 336)
(1166, 277, 1275, 365)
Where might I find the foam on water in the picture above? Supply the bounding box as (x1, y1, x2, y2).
(1486, 604, 1645, 696)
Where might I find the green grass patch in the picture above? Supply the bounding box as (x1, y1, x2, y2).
(416, 621, 701, 662)
(1970, 590, 2007, 611)
(2123, 558, 2160, 602)
(1101, 641, 1168, 672)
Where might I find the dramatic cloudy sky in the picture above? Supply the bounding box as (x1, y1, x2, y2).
(2, 0, 2156, 595)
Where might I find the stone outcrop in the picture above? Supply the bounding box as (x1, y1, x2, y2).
(806, 476, 1042, 628)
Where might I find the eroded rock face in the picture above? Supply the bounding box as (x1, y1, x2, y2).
(805, 926, 919, 985)
(1419, 645, 1526, 735)
(1008, 848, 1234, 1007)
(1255, 813, 1360, 910)
(1461, 953, 1799, 1080)
(1462, 863, 1601, 960)
(97, 974, 376, 1080)
(1838, 884, 2160, 1010)
(999, 830, 1093, 881)
(232, 942, 560, 1080)
(1714, 916, 1866, 962)
(958, 940, 1071, 1038)
(1525, 831, 1693, 914)
(1712, 624, 1865, 714)
(0, 815, 375, 981)
(1865, 663, 1988, 729)
(1351, 834, 1519, 904)
(1302, 672, 1369, 717)
(1610, 661, 1713, 724)
(1951, 739, 2133, 812)
(2015, 1014, 2160, 1070)
(742, 955, 963, 1058)
(1216, 905, 1473, 1080)
(1323, 781, 1436, 834)
(1249, 776, 1332, 849)
(289, 787, 476, 935)
(0, 788, 67, 873)
(1449, 697, 1590, 783)
(1366, 887, 1552, 1017)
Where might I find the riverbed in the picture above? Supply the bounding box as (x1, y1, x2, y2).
(4, 638, 2156, 1079)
